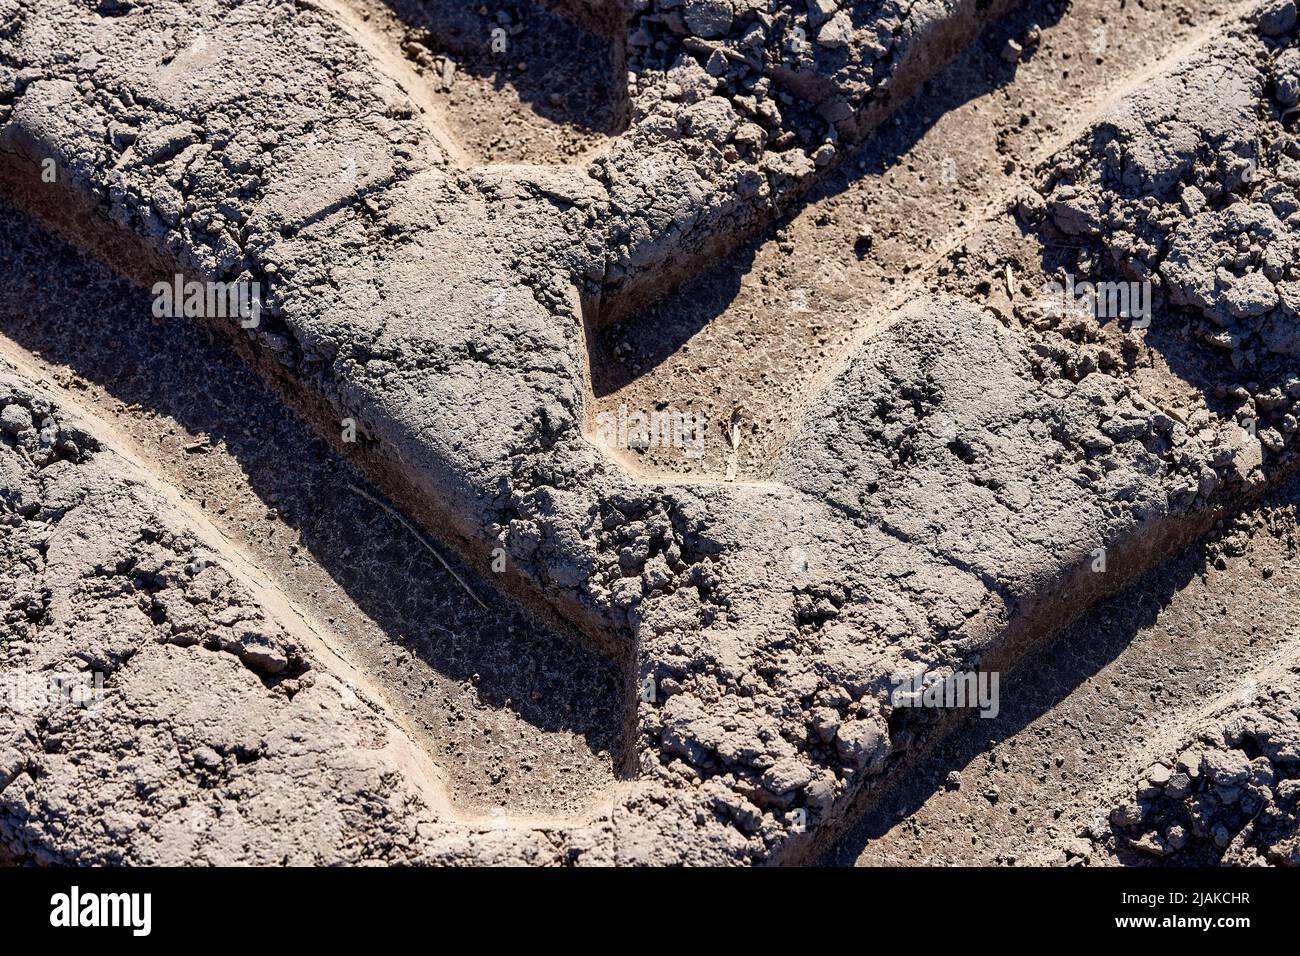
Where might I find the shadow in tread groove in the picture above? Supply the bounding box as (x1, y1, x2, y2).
(0, 199, 628, 818)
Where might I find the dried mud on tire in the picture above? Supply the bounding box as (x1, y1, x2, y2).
(2, 0, 1300, 866)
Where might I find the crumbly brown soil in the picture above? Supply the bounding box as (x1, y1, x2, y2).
(0, 202, 624, 823)
(834, 471, 1300, 865)
(591, 0, 1256, 480)
(5, 0, 1299, 866)
(291, 0, 1300, 861)
(325, 0, 1249, 483)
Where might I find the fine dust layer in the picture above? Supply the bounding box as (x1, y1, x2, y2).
(2, 0, 1300, 865)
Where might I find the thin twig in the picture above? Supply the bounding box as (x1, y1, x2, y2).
(345, 482, 486, 610)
